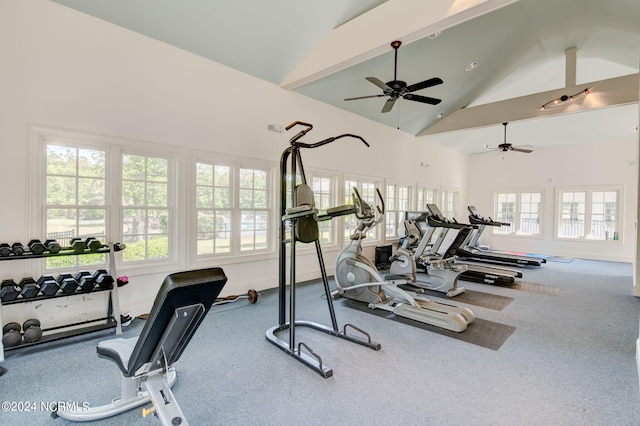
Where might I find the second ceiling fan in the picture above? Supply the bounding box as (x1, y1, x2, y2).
(490, 122, 534, 153)
(344, 40, 443, 113)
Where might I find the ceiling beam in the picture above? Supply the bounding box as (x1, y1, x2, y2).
(417, 73, 639, 136)
(281, 0, 519, 90)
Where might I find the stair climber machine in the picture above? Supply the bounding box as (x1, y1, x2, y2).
(461, 206, 545, 267)
(389, 218, 468, 297)
(265, 121, 381, 379)
(331, 187, 475, 332)
(421, 204, 524, 286)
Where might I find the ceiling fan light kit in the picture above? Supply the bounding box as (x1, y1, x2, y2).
(344, 40, 443, 113)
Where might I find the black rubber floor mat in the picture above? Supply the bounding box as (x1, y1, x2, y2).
(419, 288, 513, 311)
(510, 282, 560, 295)
(340, 299, 516, 351)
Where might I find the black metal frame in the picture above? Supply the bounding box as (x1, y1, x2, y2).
(265, 121, 380, 378)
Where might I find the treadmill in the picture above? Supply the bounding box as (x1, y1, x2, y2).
(413, 206, 523, 286)
(459, 206, 546, 267)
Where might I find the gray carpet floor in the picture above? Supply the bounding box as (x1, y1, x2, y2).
(1, 259, 639, 425)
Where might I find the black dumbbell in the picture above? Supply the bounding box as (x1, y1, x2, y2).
(92, 269, 114, 289)
(56, 273, 78, 294)
(84, 237, 103, 252)
(69, 238, 87, 253)
(74, 271, 95, 292)
(22, 319, 42, 343)
(2, 322, 22, 347)
(11, 242, 25, 256)
(0, 243, 11, 257)
(18, 277, 39, 299)
(28, 239, 46, 255)
(44, 239, 61, 254)
(37, 275, 59, 297)
(0, 279, 20, 302)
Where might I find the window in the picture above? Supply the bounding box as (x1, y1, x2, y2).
(195, 160, 271, 256)
(440, 189, 459, 219)
(32, 125, 181, 276)
(195, 163, 231, 255)
(385, 183, 411, 239)
(520, 192, 542, 234)
(493, 190, 543, 236)
(122, 154, 170, 262)
(495, 192, 516, 234)
(557, 187, 621, 240)
(344, 177, 381, 242)
(44, 144, 107, 269)
(239, 167, 269, 251)
(312, 175, 334, 244)
(416, 187, 437, 212)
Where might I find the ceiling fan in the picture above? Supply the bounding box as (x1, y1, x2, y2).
(344, 40, 443, 113)
(484, 122, 534, 154)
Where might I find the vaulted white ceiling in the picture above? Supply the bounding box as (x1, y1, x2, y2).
(51, 0, 639, 153)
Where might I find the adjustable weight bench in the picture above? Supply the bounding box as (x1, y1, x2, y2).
(54, 267, 227, 425)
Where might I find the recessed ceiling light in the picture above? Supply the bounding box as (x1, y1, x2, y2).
(465, 61, 478, 72)
(427, 31, 442, 39)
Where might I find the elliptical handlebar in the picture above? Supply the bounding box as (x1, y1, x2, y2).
(351, 187, 385, 229)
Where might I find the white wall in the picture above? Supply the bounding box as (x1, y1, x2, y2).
(466, 136, 638, 262)
(0, 1, 468, 324)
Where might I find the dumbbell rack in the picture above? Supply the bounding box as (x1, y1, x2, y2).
(0, 243, 125, 362)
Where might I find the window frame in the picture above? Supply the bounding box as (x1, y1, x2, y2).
(28, 124, 184, 278)
(385, 181, 412, 241)
(492, 188, 544, 238)
(439, 187, 460, 220)
(343, 174, 383, 245)
(190, 151, 276, 263)
(307, 169, 341, 248)
(416, 186, 438, 213)
(555, 186, 623, 242)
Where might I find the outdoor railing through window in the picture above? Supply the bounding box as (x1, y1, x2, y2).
(559, 219, 616, 239)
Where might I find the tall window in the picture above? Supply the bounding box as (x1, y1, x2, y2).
(344, 177, 380, 242)
(122, 154, 170, 262)
(495, 192, 516, 234)
(520, 192, 542, 235)
(440, 189, 459, 219)
(195, 163, 231, 255)
(557, 187, 620, 240)
(36, 126, 178, 273)
(416, 187, 437, 212)
(195, 162, 271, 255)
(386, 183, 411, 239)
(45, 144, 107, 269)
(312, 175, 334, 244)
(239, 167, 269, 251)
(493, 190, 543, 236)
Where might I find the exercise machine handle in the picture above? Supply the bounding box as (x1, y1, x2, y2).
(285, 121, 370, 148)
(375, 188, 384, 215)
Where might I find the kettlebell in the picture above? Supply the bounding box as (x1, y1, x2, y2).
(2, 322, 22, 347)
(22, 318, 42, 343)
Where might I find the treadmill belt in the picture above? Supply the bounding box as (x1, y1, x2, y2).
(510, 282, 560, 296)
(419, 288, 513, 311)
(340, 299, 516, 351)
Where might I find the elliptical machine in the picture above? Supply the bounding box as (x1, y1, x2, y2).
(333, 187, 474, 332)
(389, 218, 468, 297)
